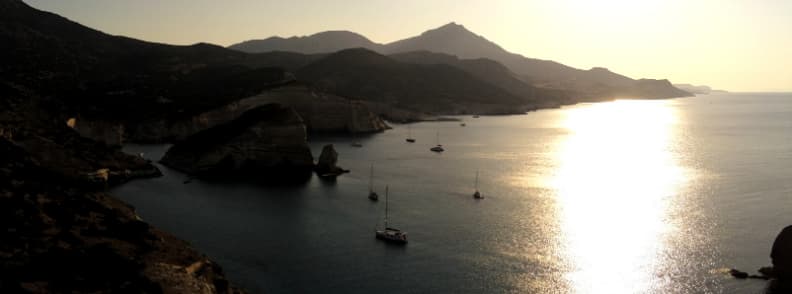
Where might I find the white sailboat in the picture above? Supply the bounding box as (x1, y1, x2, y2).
(375, 186, 408, 244)
(406, 125, 416, 143)
(368, 164, 378, 201)
(430, 131, 444, 152)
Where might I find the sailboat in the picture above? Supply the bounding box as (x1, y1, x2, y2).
(473, 170, 483, 199)
(406, 125, 416, 143)
(368, 164, 378, 201)
(430, 131, 444, 152)
(375, 185, 408, 244)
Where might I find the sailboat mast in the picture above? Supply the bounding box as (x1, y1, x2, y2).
(475, 170, 479, 190)
(369, 164, 374, 192)
(384, 185, 389, 228)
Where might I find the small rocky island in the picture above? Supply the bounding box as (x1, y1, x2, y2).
(160, 104, 315, 182)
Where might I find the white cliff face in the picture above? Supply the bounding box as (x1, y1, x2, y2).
(234, 85, 390, 133)
(71, 86, 389, 146)
(158, 104, 315, 178)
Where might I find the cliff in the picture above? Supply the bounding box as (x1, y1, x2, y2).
(70, 84, 389, 145)
(0, 137, 241, 293)
(159, 104, 314, 181)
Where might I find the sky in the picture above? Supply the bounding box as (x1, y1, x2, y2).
(24, 0, 792, 92)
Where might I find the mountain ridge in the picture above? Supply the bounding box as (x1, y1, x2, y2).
(230, 22, 691, 100)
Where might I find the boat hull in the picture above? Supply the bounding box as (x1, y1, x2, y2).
(375, 229, 408, 244)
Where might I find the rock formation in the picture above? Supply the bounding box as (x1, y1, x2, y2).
(160, 104, 315, 181)
(0, 137, 240, 293)
(70, 84, 390, 146)
(315, 144, 348, 176)
(772, 226, 792, 279)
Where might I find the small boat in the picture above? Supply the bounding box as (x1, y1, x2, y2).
(368, 164, 378, 201)
(375, 186, 408, 244)
(430, 131, 444, 152)
(460, 123, 466, 127)
(406, 125, 416, 143)
(473, 170, 483, 199)
(473, 115, 480, 118)
(351, 142, 363, 147)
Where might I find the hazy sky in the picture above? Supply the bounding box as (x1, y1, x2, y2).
(25, 0, 792, 92)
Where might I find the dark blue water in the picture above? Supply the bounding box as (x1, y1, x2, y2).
(113, 93, 792, 293)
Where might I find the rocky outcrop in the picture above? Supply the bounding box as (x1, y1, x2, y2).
(236, 85, 389, 133)
(160, 104, 314, 181)
(68, 118, 126, 147)
(71, 85, 389, 146)
(772, 226, 792, 279)
(315, 144, 348, 176)
(729, 225, 792, 293)
(1, 112, 160, 187)
(0, 137, 241, 293)
(629, 79, 693, 99)
(674, 84, 713, 95)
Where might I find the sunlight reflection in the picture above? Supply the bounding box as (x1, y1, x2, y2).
(552, 100, 686, 293)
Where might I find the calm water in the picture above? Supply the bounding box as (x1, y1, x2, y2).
(114, 93, 792, 293)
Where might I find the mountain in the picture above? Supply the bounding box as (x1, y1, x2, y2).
(229, 31, 381, 54)
(231, 22, 691, 101)
(673, 84, 713, 94)
(0, 0, 292, 122)
(381, 23, 690, 100)
(389, 51, 570, 106)
(296, 48, 526, 113)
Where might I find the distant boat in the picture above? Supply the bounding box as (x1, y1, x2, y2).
(375, 185, 408, 244)
(368, 164, 378, 201)
(460, 123, 466, 127)
(430, 131, 444, 152)
(406, 125, 416, 143)
(473, 170, 483, 199)
(473, 115, 480, 118)
(351, 142, 363, 147)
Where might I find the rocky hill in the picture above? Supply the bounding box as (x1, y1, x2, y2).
(230, 31, 381, 54)
(230, 22, 692, 101)
(0, 0, 290, 123)
(296, 48, 527, 113)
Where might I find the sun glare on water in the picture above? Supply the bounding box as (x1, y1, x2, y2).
(551, 100, 687, 293)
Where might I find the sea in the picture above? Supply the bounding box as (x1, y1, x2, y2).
(113, 93, 792, 293)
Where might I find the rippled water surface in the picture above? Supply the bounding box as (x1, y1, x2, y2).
(114, 93, 792, 293)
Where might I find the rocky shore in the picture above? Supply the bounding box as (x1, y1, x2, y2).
(0, 85, 242, 293)
(0, 137, 241, 293)
(729, 225, 792, 293)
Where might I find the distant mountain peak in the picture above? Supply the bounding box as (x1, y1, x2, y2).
(229, 30, 379, 54)
(589, 67, 611, 72)
(423, 22, 475, 36)
(437, 22, 465, 30)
